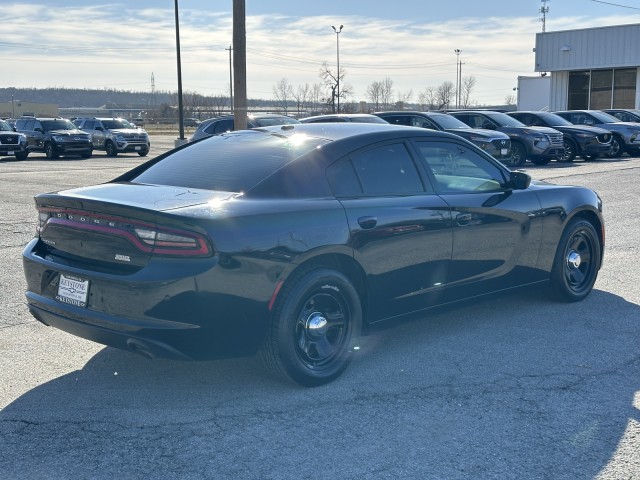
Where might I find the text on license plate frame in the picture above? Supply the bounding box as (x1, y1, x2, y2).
(56, 274, 90, 307)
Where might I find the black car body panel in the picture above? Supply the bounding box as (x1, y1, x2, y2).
(15, 117, 92, 158)
(22, 123, 604, 365)
(508, 111, 612, 159)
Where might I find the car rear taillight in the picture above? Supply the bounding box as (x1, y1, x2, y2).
(37, 207, 212, 257)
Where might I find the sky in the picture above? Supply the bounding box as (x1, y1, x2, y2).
(3, 0, 640, 106)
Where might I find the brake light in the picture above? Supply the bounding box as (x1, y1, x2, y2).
(37, 207, 212, 257)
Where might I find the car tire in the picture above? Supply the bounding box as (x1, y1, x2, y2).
(260, 267, 362, 387)
(15, 152, 28, 161)
(105, 141, 118, 157)
(605, 136, 624, 158)
(559, 139, 576, 162)
(44, 143, 59, 159)
(506, 142, 526, 168)
(548, 218, 601, 302)
(137, 149, 149, 157)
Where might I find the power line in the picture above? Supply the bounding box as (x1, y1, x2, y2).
(591, 0, 640, 9)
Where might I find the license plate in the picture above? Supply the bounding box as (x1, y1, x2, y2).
(56, 274, 90, 307)
(135, 146, 141, 151)
(501, 148, 508, 155)
(7, 150, 15, 155)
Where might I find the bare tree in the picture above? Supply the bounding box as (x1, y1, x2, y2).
(460, 76, 477, 108)
(310, 83, 324, 113)
(366, 81, 383, 111)
(435, 81, 455, 109)
(319, 62, 352, 112)
(396, 89, 413, 109)
(293, 83, 311, 117)
(272, 78, 294, 115)
(380, 77, 394, 110)
(417, 86, 437, 111)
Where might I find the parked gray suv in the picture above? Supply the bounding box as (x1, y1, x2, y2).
(74, 117, 150, 157)
(554, 110, 640, 157)
(448, 110, 564, 167)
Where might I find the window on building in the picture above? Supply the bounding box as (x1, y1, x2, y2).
(613, 69, 637, 108)
(568, 71, 590, 110)
(590, 70, 613, 110)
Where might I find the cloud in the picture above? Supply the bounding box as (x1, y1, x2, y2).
(2, 3, 640, 104)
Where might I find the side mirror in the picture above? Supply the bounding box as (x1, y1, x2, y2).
(509, 170, 531, 190)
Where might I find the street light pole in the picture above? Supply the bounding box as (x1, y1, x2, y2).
(174, 0, 185, 143)
(11, 95, 15, 118)
(225, 44, 233, 114)
(332, 25, 343, 113)
(454, 49, 461, 109)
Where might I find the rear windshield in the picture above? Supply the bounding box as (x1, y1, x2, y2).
(130, 130, 328, 193)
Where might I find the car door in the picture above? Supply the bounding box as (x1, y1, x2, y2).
(412, 139, 545, 301)
(326, 140, 453, 322)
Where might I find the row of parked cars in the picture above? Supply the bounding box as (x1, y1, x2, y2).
(0, 116, 150, 160)
(184, 109, 640, 168)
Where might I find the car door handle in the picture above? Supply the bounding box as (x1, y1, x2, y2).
(456, 213, 472, 226)
(357, 216, 378, 229)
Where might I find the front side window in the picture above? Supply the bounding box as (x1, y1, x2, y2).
(415, 141, 507, 194)
(41, 120, 76, 131)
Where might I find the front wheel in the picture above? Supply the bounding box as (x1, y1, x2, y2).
(548, 219, 601, 302)
(44, 143, 59, 159)
(137, 148, 149, 157)
(506, 142, 526, 168)
(105, 141, 118, 157)
(15, 152, 28, 161)
(559, 139, 576, 162)
(605, 136, 624, 158)
(260, 267, 362, 387)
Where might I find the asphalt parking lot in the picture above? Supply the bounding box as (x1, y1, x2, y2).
(1, 137, 639, 479)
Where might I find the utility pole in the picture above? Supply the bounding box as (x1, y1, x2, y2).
(174, 0, 186, 144)
(233, 0, 247, 130)
(225, 45, 234, 114)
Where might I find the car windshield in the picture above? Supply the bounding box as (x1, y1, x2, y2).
(431, 114, 471, 129)
(0, 120, 11, 131)
(101, 119, 134, 129)
(41, 120, 76, 131)
(485, 112, 525, 127)
(535, 112, 573, 126)
(588, 111, 622, 124)
(130, 130, 328, 193)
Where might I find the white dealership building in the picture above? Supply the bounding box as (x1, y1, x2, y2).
(518, 23, 640, 111)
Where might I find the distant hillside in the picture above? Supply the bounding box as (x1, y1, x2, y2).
(1, 87, 173, 108)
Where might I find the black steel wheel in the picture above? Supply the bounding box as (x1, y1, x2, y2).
(559, 139, 576, 162)
(105, 141, 118, 157)
(260, 267, 362, 387)
(506, 142, 526, 168)
(605, 136, 624, 158)
(548, 219, 601, 302)
(44, 142, 58, 159)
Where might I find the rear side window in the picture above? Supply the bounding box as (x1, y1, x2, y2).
(130, 131, 328, 193)
(327, 142, 426, 196)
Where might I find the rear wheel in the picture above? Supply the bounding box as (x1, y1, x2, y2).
(548, 218, 601, 302)
(105, 141, 118, 157)
(260, 267, 362, 387)
(559, 139, 576, 162)
(137, 148, 149, 157)
(44, 142, 58, 159)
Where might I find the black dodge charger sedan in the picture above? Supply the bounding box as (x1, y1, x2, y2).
(22, 123, 604, 386)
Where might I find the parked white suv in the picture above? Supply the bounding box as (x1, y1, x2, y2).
(74, 117, 150, 157)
